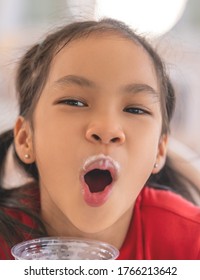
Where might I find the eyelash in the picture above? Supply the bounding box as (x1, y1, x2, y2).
(123, 107, 150, 115)
(57, 99, 150, 115)
(57, 98, 87, 107)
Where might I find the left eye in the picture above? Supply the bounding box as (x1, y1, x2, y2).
(58, 99, 87, 107)
(124, 107, 148, 115)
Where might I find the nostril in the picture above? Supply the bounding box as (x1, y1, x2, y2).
(87, 131, 125, 144)
(91, 135, 121, 143)
(92, 134, 101, 141)
(111, 137, 120, 143)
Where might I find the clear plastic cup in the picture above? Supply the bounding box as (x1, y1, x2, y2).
(11, 237, 119, 260)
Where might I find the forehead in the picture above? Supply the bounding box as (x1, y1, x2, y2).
(48, 34, 158, 89)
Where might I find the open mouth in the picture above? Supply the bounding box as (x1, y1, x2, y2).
(84, 169, 113, 193)
(80, 154, 120, 207)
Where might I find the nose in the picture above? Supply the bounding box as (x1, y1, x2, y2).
(85, 121, 126, 145)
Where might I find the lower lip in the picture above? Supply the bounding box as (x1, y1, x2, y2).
(80, 176, 114, 207)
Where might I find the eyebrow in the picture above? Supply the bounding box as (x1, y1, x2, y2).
(54, 75, 96, 88)
(54, 74, 159, 96)
(122, 83, 159, 96)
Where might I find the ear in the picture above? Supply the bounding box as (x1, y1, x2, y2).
(152, 134, 168, 174)
(14, 116, 35, 164)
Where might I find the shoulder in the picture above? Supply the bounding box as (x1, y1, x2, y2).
(0, 184, 40, 259)
(135, 186, 200, 259)
(138, 186, 200, 223)
(0, 207, 37, 259)
(0, 236, 13, 259)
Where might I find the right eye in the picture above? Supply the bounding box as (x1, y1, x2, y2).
(57, 99, 87, 107)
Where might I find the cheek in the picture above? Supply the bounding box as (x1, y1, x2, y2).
(33, 110, 82, 157)
(127, 121, 161, 158)
(32, 121, 83, 214)
(32, 123, 76, 187)
(124, 124, 161, 183)
(31, 111, 89, 210)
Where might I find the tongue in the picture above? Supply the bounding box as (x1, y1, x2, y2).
(84, 169, 112, 193)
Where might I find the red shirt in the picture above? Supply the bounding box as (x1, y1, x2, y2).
(0, 186, 200, 259)
(118, 187, 200, 259)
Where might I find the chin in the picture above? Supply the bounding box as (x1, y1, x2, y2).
(73, 200, 133, 239)
(75, 227, 109, 238)
(70, 214, 115, 236)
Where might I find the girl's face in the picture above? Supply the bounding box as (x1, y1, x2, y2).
(17, 35, 168, 237)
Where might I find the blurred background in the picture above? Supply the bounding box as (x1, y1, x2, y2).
(0, 0, 200, 155)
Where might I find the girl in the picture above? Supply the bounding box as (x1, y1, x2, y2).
(0, 18, 200, 260)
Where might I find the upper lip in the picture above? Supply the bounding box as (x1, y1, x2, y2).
(81, 154, 120, 181)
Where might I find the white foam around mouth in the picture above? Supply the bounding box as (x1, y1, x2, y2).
(82, 154, 120, 175)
